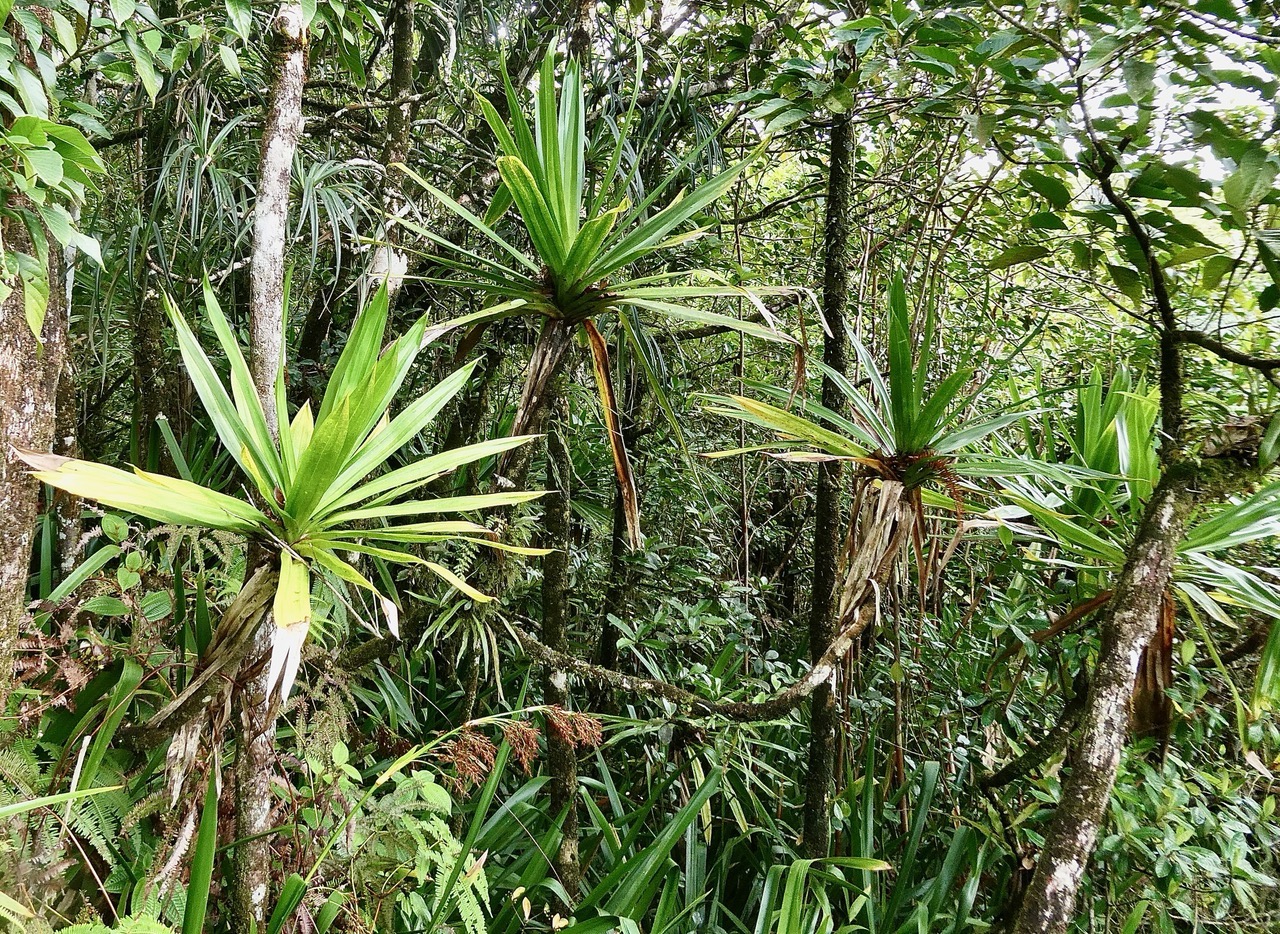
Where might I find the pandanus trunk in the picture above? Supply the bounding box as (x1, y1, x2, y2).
(1011, 466, 1195, 934)
(230, 5, 306, 928)
(803, 478, 913, 854)
(808, 478, 913, 857)
(498, 318, 575, 486)
(802, 99, 854, 858)
(541, 377, 581, 901)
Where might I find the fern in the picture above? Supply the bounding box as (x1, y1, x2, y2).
(140, 525, 243, 580)
(350, 771, 489, 934)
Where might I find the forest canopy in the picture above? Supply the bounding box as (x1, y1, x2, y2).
(1, 0, 1279, 932)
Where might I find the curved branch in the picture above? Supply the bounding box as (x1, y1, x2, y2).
(979, 675, 1088, 790)
(510, 587, 881, 723)
(1172, 329, 1280, 388)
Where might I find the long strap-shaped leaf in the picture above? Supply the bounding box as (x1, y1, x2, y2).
(395, 163, 540, 275)
(163, 293, 272, 496)
(592, 152, 758, 282)
(498, 156, 568, 270)
(18, 449, 266, 532)
(321, 361, 480, 508)
(199, 279, 284, 489)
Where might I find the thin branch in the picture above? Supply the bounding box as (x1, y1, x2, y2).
(979, 675, 1088, 789)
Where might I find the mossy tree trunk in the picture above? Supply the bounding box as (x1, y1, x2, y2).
(802, 99, 853, 860)
(1011, 466, 1195, 934)
(0, 224, 67, 711)
(542, 375, 581, 901)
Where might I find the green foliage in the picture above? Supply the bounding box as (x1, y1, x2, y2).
(406, 47, 795, 544)
(353, 771, 489, 934)
(705, 272, 1028, 500)
(8, 2, 1280, 934)
(0, 2, 107, 336)
(19, 281, 544, 697)
(996, 368, 1280, 718)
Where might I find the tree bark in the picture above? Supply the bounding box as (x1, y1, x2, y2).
(231, 6, 305, 929)
(590, 361, 642, 711)
(498, 318, 575, 487)
(248, 2, 306, 435)
(131, 0, 180, 469)
(542, 377, 581, 902)
(52, 356, 83, 580)
(0, 223, 67, 710)
(802, 104, 853, 859)
(1011, 465, 1196, 934)
(230, 551, 282, 932)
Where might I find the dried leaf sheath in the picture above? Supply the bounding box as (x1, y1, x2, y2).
(1131, 590, 1176, 754)
(584, 318, 641, 548)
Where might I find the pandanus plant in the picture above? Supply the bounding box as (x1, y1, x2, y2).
(705, 274, 1029, 643)
(395, 49, 794, 545)
(19, 282, 543, 700)
(994, 368, 1280, 735)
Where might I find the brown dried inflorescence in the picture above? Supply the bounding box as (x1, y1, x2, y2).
(503, 720, 542, 775)
(544, 705, 603, 749)
(438, 727, 498, 792)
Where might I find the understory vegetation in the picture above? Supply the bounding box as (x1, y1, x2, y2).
(1, 0, 1279, 932)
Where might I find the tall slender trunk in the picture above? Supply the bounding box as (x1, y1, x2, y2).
(593, 492, 627, 661)
(591, 362, 641, 710)
(0, 224, 67, 710)
(542, 376, 581, 901)
(368, 0, 416, 300)
(1011, 466, 1195, 934)
(568, 0, 594, 60)
(801, 105, 853, 859)
(131, 1, 178, 469)
(498, 318, 574, 486)
(52, 358, 82, 580)
(247, 3, 306, 435)
(231, 6, 305, 929)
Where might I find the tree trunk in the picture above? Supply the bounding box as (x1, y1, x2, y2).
(1011, 465, 1196, 934)
(591, 491, 627, 672)
(248, 2, 306, 435)
(0, 224, 67, 710)
(131, 290, 171, 467)
(542, 376, 581, 902)
(590, 361, 641, 711)
(230, 549, 281, 931)
(802, 103, 853, 859)
(230, 6, 305, 929)
(52, 356, 83, 580)
(498, 318, 575, 487)
(131, 0, 179, 469)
